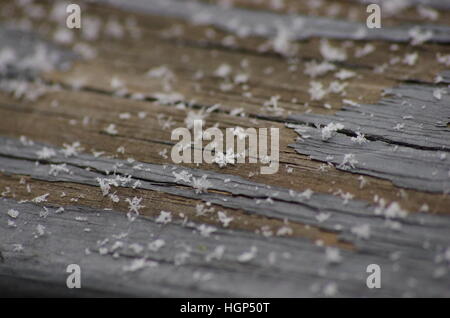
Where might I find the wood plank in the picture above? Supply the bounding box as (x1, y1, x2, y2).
(0, 0, 449, 297)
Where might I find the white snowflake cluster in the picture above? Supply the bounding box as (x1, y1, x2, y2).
(321, 122, 344, 141)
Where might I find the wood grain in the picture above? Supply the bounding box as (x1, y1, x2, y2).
(0, 0, 449, 297)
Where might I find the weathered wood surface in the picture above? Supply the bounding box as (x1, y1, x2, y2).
(0, 0, 449, 297)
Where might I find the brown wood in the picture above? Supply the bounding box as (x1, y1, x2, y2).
(0, 0, 449, 297)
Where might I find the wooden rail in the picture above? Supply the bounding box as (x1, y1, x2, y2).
(0, 0, 449, 297)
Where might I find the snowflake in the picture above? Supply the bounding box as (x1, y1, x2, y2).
(12, 244, 24, 252)
(123, 258, 158, 272)
(156, 211, 172, 224)
(263, 95, 284, 114)
(299, 188, 314, 200)
(375, 201, 408, 219)
(173, 170, 192, 183)
(276, 226, 293, 236)
(351, 224, 371, 239)
(104, 123, 118, 135)
(35, 224, 46, 237)
(0, 47, 16, 72)
(393, 123, 405, 131)
(433, 88, 446, 100)
(196, 203, 214, 216)
(36, 147, 56, 159)
(158, 148, 168, 159)
(437, 53, 450, 67)
(230, 107, 244, 116)
(325, 247, 342, 264)
(105, 18, 124, 39)
(237, 246, 257, 263)
(157, 114, 176, 130)
(214, 149, 236, 168)
(129, 243, 144, 254)
(62, 141, 83, 157)
(125, 197, 145, 214)
(320, 39, 347, 61)
(272, 26, 294, 56)
(218, 211, 233, 227)
(409, 27, 433, 45)
(147, 65, 174, 79)
(323, 282, 338, 297)
(185, 110, 207, 129)
(7, 209, 19, 218)
(48, 163, 70, 176)
(214, 63, 232, 78)
(309, 81, 327, 101)
(193, 271, 213, 282)
(328, 81, 347, 94)
(358, 176, 367, 189)
(350, 132, 368, 144)
(192, 175, 212, 194)
(338, 154, 357, 170)
(40, 207, 49, 218)
(20, 136, 34, 146)
(321, 122, 344, 141)
(205, 245, 226, 262)
(148, 239, 165, 252)
(32, 193, 49, 203)
(154, 92, 184, 105)
(304, 60, 336, 78)
(343, 99, 360, 107)
(109, 76, 124, 90)
(230, 127, 248, 140)
(197, 224, 217, 237)
(96, 177, 118, 196)
(174, 248, 191, 266)
(234, 73, 248, 84)
(403, 52, 418, 66)
(315, 212, 331, 223)
(417, 6, 439, 21)
(340, 192, 354, 204)
(354, 42, 375, 58)
(335, 69, 355, 80)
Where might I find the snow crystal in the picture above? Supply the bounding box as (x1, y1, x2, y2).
(197, 224, 217, 237)
(218, 211, 233, 227)
(205, 245, 226, 262)
(351, 132, 368, 144)
(351, 224, 371, 239)
(148, 239, 165, 252)
(156, 211, 172, 224)
(214, 149, 236, 168)
(320, 40, 347, 61)
(237, 246, 258, 263)
(338, 154, 357, 170)
(214, 64, 232, 78)
(321, 122, 344, 141)
(37, 147, 56, 159)
(309, 81, 327, 101)
(325, 247, 342, 264)
(192, 175, 212, 193)
(304, 60, 336, 78)
(7, 209, 19, 219)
